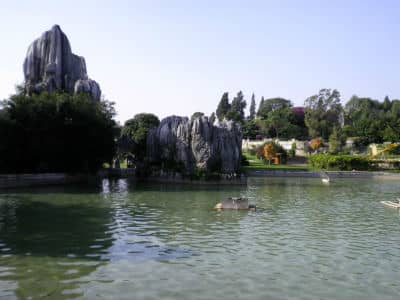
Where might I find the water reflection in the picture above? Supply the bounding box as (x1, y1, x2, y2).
(0, 188, 114, 299)
(0, 178, 399, 300)
(99, 179, 251, 261)
(0, 178, 248, 299)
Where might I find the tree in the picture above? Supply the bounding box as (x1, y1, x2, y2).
(249, 93, 256, 120)
(242, 119, 259, 139)
(262, 141, 288, 164)
(120, 113, 160, 161)
(0, 92, 116, 173)
(383, 100, 400, 142)
(226, 91, 246, 122)
(216, 92, 230, 121)
(256, 98, 306, 139)
(264, 106, 295, 139)
(263, 143, 276, 164)
(304, 88, 343, 139)
(382, 125, 400, 143)
(343, 95, 392, 145)
(383, 95, 391, 111)
(191, 112, 204, 121)
(258, 98, 291, 118)
(289, 142, 297, 158)
(310, 138, 323, 152)
(257, 96, 265, 117)
(291, 107, 309, 139)
(329, 127, 346, 154)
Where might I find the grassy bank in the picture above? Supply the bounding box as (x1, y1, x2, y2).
(242, 152, 310, 172)
(243, 152, 400, 173)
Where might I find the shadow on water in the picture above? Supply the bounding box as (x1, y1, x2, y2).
(0, 178, 250, 259)
(0, 193, 115, 299)
(0, 180, 107, 195)
(0, 178, 252, 299)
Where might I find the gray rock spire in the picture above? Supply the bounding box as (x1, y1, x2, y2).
(23, 25, 101, 101)
(147, 116, 242, 174)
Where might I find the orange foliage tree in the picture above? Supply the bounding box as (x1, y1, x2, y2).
(264, 143, 276, 164)
(310, 138, 323, 152)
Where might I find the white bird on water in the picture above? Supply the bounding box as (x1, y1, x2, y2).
(321, 172, 330, 184)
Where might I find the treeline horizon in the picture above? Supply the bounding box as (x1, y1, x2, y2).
(1, 85, 399, 174)
(0, 91, 116, 173)
(212, 88, 400, 148)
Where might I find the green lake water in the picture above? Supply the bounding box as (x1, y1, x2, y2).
(0, 177, 399, 300)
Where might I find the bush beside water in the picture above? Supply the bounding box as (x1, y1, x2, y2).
(309, 154, 371, 171)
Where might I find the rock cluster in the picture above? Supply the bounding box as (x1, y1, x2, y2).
(23, 25, 101, 101)
(147, 116, 242, 174)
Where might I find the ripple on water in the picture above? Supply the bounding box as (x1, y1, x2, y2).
(0, 178, 400, 299)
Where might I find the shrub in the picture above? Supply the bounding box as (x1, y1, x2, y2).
(248, 146, 257, 156)
(263, 143, 276, 161)
(310, 138, 323, 151)
(387, 143, 400, 154)
(309, 154, 370, 171)
(289, 142, 297, 158)
(255, 141, 288, 164)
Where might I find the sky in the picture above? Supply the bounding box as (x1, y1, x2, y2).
(1, 0, 400, 123)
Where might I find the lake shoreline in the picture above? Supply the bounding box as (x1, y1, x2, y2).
(247, 170, 400, 179)
(143, 176, 247, 185)
(1, 169, 398, 189)
(0, 170, 248, 189)
(0, 168, 136, 189)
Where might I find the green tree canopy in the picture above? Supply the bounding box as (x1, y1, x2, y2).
(257, 97, 291, 118)
(304, 88, 343, 139)
(257, 96, 265, 117)
(0, 92, 116, 173)
(191, 112, 205, 121)
(226, 91, 246, 122)
(329, 127, 346, 154)
(344, 95, 400, 144)
(254, 97, 307, 139)
(216, 92, 231, 121)
(120, 113, 160, 160)
(242, 119, 259, 139)
(249, 93, 256, 120)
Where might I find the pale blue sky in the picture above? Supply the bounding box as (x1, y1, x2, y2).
(1, 0, 399, 122)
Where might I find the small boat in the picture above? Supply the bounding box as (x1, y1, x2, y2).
(214, 197, 256, 211)
(381, 200, 400, 209)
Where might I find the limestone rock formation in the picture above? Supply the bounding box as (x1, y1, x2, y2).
(23, 25, 101, 101)
(147, 115, 242, 174)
